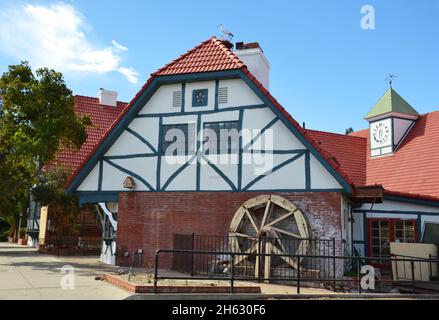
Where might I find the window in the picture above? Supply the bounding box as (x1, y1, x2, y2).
(218, 87, 228, 104)
(192, 89, 208, 107)
(369, 219, 417, 266)
(203, 121, 239, 154)
(422, 223, 439, 245)
(172, 91, 182, 108)
(162, 123, 195, 155)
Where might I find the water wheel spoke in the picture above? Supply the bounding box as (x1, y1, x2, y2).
(233, 241, 258, 265)
(272, 229, 287, 253)
(260, 200, 272, 229)
(245, 209, 259, 233)
(272, 245, 298, 269)
(231, 232, 252, 238)
(266, 209, 297, 227)
(271, 226, 302, 239)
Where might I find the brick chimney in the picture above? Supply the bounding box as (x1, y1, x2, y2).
(97, 88, 118, 107)
(235, 42, 270, 90)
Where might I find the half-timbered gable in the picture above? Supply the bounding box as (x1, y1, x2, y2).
(67, 37, 350, 204)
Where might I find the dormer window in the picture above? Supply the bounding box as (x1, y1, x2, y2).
(365, 88, 419, 158)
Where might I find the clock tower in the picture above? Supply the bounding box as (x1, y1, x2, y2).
(365, 88, 419, 157)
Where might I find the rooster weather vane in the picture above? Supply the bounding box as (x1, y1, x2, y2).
(218, 24, 234, 41)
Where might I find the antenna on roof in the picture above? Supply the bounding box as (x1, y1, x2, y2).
(218, 24, 234, 41)
(385, 74, 397, 88)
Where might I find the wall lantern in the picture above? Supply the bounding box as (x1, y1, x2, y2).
(123, 176, 136, 189)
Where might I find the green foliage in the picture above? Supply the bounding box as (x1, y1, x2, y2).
(19, 227, 27, 239)
(0, 62, 91, 225)
(32, 166, 85, 235)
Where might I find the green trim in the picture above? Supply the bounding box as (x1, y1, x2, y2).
(67, 70, 353, 196)
(242, 117, 278, 151)
(78, 192, 118, 206)
(384, 195, 439, 208)
(135, 104, 266, 118)
(305, 151, 311, 190)
(181, 83, 186, 113)
(125, 128, 158, 154)
(237, 70, 352, 193)
(237, 109, 244, 190)
(243, 152, 305, 191)
(104, 159, 154, 191)
(353, 209, 434, 216)
(201, 154, 237, 191)
(98, 160, 103, 191)
(214, 80, 219, 111)
(196, 114, 202, 191)
(104, 153, 157, 160)
(156, 117, 163, 190)
(161, 155, 196, 191)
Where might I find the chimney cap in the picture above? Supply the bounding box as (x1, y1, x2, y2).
(235, 42, 263, 52)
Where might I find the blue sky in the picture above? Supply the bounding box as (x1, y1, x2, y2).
(0, 0, 438, 133)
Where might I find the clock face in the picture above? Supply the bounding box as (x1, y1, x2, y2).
(372, 122, 390, 145)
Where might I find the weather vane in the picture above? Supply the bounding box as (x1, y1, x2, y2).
(218, 24, 234, 42)
(385, 74, 397, 88)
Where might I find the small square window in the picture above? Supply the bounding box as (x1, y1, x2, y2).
(192, 89, 208, 107)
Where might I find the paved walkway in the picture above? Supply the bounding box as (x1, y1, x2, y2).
(0, 242, 130, 300)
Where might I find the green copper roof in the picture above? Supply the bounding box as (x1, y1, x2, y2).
(365, 88, 419, 120)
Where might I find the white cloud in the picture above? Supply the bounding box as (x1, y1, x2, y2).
(112, 40, 128, 52)
(0, 2, 139, 84)
(118, 67, 140, 85)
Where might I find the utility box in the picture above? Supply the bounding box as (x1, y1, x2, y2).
(390, 243, 438, 282)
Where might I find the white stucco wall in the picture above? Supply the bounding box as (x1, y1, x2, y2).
(77, 79, 343, 193)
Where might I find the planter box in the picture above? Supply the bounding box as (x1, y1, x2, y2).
(7, 237, 14, 243)
(17, 238, 27, 246)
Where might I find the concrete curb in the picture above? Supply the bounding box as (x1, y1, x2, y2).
(125, 293, 439, 300)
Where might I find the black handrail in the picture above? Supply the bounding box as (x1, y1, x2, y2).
(153, 248, 439, 294)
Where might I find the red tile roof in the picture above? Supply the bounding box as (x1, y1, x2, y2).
(53, 95, 126, 173)
(306, 129, 367, 185)
(351, 111, 439, 199)
(153, 37, 244, 76)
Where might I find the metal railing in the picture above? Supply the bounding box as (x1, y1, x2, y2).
(172, 234, 338, 279)
(154, 248, 439, 294)
(40, 234, 102, 256)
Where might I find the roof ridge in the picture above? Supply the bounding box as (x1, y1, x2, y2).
(306, 128, 367, 140)
(152, 36, 245, 76)
(74, 94, 128, 105)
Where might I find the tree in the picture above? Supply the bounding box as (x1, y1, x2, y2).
(0, 62, 91, 236)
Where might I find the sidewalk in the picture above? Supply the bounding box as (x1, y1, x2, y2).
(0, 242, 130, 300)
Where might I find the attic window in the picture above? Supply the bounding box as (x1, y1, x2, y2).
(218, 87, 228, 104)
(172, 91, 182, 108)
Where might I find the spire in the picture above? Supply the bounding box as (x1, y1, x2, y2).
(365, 87, 419, 120)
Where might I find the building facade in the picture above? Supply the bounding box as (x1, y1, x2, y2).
(54, 37, 439, 269)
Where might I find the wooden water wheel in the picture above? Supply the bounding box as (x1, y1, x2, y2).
(229, 195, 310, 279)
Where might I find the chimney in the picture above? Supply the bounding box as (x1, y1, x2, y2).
(97, 88, 118, 107)
(235, 42, 270, 90)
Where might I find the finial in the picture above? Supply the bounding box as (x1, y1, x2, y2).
(385, 74, 397, 88)
(218, 24, 234, 42)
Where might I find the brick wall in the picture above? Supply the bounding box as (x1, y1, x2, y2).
(115, 191, 342, 268)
